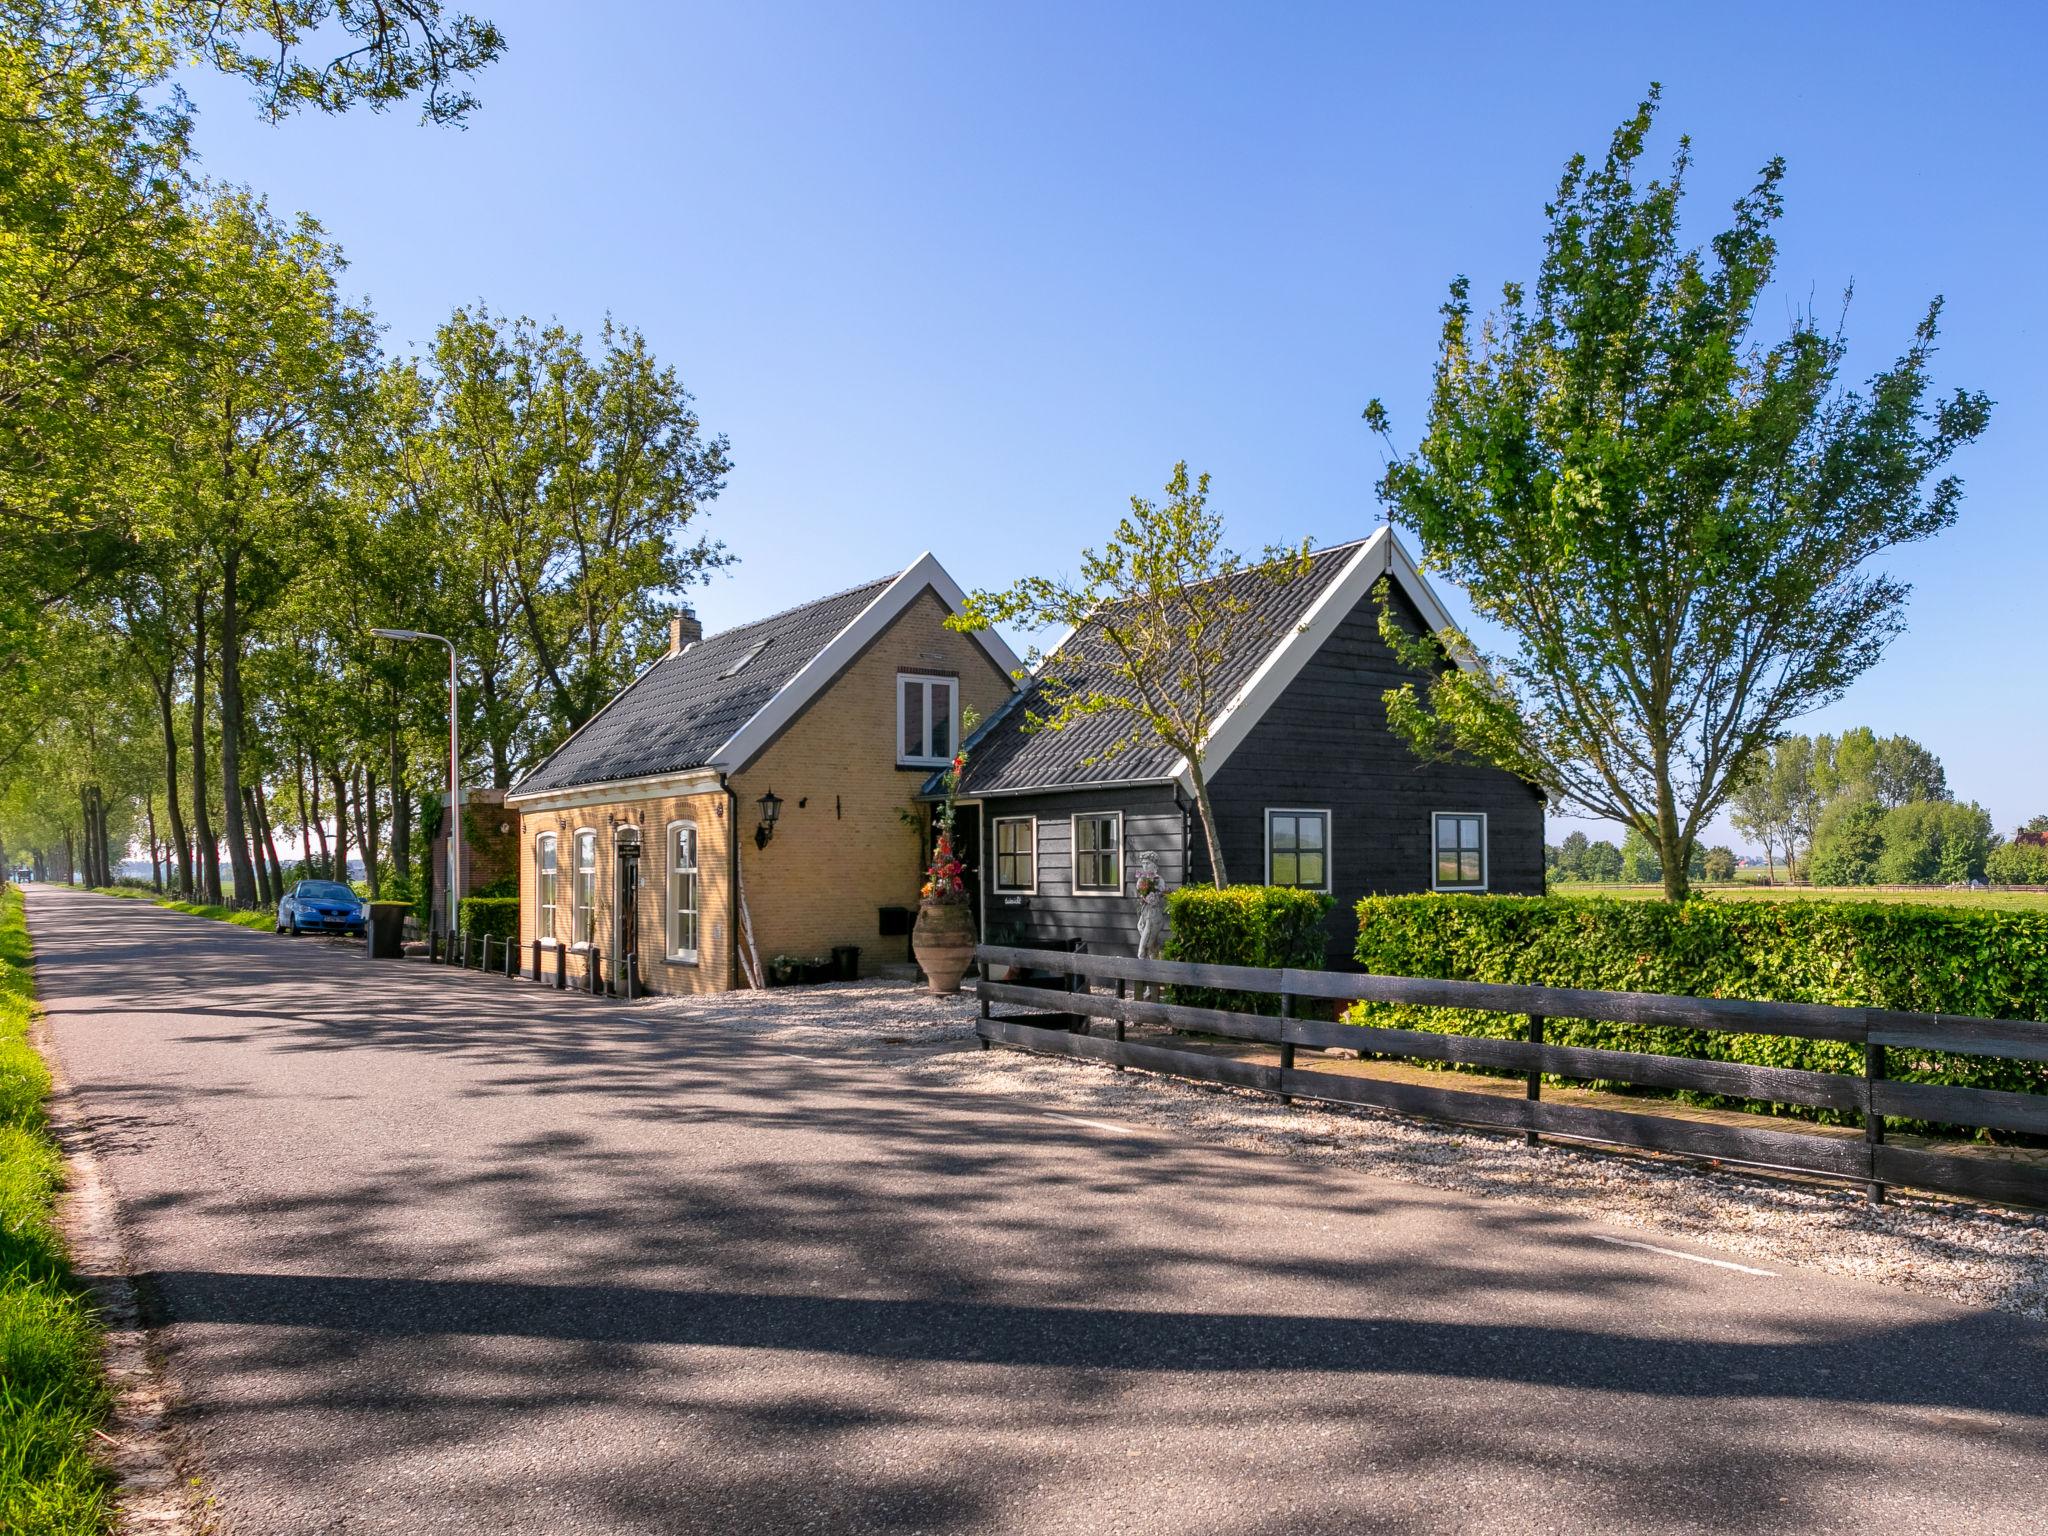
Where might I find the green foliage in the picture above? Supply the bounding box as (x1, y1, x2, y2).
(1875, 800, 1992, 885)
(456, 896, 518, 942)
(1987, 841, 2048, 887)
(1364, 89, 1991, 900)
(1703, 846, 1738, 882)
(0, 887, 116, 1532)
(1163, 885, 1334, 1013)
(1352, 892, 2048, 1120)
(1580, 839, 1623, 881)
(1807, 797, 1886, 886)
(1620, 829, 1662, 884)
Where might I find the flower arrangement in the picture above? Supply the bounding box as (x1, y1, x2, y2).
(922, 747, 971, 905)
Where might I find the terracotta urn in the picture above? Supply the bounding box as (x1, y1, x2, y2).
(912, 900, 976, 994)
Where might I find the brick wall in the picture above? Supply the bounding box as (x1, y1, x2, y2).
(732, 589, 1013, 977)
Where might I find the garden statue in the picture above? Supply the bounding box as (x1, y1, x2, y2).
(1134, 853, 1167, 1000)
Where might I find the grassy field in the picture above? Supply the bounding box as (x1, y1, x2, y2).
(1548, 881, 2048, 914)
(0, 886, 113, 1534)
(91, 886, 274, 931)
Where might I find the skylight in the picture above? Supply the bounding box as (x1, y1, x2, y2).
(720, 638, 772, 679)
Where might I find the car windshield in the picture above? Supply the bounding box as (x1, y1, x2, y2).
(297, 882, 356, 902)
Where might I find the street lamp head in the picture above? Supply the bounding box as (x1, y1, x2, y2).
(370, 627, 425, 641)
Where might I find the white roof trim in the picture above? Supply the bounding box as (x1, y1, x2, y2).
(708, 551, 1024, 773)
(1173, 527, 1474, 791)
(506, 767, 727, 813)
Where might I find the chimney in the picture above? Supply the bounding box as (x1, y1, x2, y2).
(669, 604, 702, 655)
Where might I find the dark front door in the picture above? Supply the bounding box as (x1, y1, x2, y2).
(615, 845, 640, 995)
(931, 803, 982, 938)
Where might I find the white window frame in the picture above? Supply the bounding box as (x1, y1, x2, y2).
(1264, 808, 1332, 894)
(1431, 811, 1489, 892)
(896, 672, 959, 767)
(666, 820, 700, 964)
(572, 828, 598, 948)
(1070, 811, 1124, 896)
(535, 833, 559, 946)
(991, 815, 1038, 895)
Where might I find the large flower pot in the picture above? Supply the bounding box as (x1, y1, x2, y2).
(912, 901, 976, 995)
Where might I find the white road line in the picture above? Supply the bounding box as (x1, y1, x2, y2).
(1044, 1112, 1136, 1136)
(1589, 1233, 1777, 1277)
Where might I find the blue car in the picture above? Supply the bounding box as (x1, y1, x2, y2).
(276, 880, 367, 937)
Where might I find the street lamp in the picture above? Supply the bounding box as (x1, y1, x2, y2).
(370, 628, 461, 940)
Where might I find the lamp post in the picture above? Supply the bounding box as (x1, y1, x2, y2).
(370, 628, 460, 940)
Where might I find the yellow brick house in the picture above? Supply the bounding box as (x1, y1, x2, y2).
(504, 554, 1020, 994)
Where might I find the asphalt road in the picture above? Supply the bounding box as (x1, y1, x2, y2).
(26, 887, 2048, 1535)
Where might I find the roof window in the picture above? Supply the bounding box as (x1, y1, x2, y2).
(720, 638, 772, 679)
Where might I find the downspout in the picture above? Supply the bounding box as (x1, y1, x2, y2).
(722, 772, 740, 988)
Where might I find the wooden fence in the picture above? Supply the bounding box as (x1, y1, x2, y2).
(973, 944, 2048, 1209)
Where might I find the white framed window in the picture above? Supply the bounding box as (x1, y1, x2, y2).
(1266, 809, 1331, 892)
(1433, 812, 1487, 891)
(992, 816, 1037, 894)
(536, 833, 559, 943)
(897, 673, 957, 766)
(667, 821, 700, 963)
(573, 829, 597, 946)
(1071, 812, 1122, 895)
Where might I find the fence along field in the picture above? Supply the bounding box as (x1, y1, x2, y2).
(974, 945, 2048, 1209)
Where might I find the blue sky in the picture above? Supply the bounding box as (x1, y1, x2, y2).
(176, 1, 2045, 848)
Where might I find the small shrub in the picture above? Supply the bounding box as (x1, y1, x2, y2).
(1163, 885, 1334, 1014)
(457, 897, 518, 944)
(1988, 841, 2048, 887)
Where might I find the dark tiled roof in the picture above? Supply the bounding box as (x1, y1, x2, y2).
(511, 575, 895, 796)
(951, 541, 1364, 796)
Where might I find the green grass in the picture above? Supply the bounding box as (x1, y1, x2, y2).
(0, 886, 115, 1534)
(1548, 881, 2048, 914)
(91, 887, 274, 931)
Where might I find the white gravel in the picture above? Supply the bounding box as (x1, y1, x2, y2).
(641, 979, 2048, 1320)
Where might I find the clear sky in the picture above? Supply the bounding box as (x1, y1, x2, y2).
(173, 1, 2045, 850)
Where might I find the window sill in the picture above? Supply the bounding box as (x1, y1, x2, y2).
(664, 953, 699, 967)
(1432, 885, 1488, 894)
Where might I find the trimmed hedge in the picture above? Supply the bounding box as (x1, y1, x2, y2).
(457, 897, 519, 943)
(1164, 885, 1334, 1014)
(1353, 894, 2048, 1123)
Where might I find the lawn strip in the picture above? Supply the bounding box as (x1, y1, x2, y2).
(90, 887, 273, 931)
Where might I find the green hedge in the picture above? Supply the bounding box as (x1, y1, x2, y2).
(1164, 885, 1334, 1014)
(457, 897, 519, 943)
(1352, 894, 2048, 1122)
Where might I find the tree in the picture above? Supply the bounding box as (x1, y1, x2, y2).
(1557, 829, 1589, 879)
(1620, 829, 1662, 885)
(1988, 842, 2048, 886)
(1874, 800, 1990, 884)
(1363, 89, 1991, 900)
(2024, 815, 2048, 837)
(1703, 845, 1738, 883)
(950, 463, 1312, 888)
(1581, 839, 1624, 881)
(1807, 797, 1885, 885)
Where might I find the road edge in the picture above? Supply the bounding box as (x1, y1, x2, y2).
(27, 896, 214, 1535)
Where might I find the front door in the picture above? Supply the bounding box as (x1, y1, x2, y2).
(931, 801, 982, 938)
(614, 833, 641, 996)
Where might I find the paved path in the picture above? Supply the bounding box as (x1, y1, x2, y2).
(26, 887, 2048, 1534)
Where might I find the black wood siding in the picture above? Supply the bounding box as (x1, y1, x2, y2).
(976, 784, 1188, 955)
(1198, 580, 1546, 962)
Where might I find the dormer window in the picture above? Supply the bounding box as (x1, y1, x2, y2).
(898, 674, 957, 766)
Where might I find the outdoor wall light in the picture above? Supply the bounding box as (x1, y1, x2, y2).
(755, 789, 783, 850)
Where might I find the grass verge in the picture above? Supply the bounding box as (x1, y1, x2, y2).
(91, 886, 273, 931)
(0, 885, 114, 1534)
(1548, 881, 2048, 914)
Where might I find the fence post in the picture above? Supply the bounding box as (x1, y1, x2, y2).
(505, 938, 517, 980)
(978, 976, 990, 1050)
(589, 947, 603, 995)
(428, 927, 440, 964)
(529, 937, 540, 981)
(1526, 1014, 1545, 1148)
(1865, 1042, 1887, 1206)
(1278, 991, 1295, 1104)
(1113, 977, 1126, 1069)
(553, 943, 566, 990)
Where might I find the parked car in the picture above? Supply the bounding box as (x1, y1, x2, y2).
(276, 879, 367, 937)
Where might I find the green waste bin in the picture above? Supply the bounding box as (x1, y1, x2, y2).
(366, 901, 410, 960)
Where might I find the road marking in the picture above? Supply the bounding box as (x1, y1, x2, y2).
(1588, 1234, 1776, 1276)
(1044, 1112, 1135, 1136)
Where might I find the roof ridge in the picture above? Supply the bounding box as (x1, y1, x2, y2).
(693, 570, 897, 646)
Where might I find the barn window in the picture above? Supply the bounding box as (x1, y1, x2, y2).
(1432, 813, 1487, 891)
(992, 817, 1036, 894)
(898, 674, 957, 766)
(1072, 812, 1122, 894)
(1266, 809, 1330, 892)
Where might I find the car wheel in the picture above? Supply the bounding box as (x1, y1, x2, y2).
(289, 916, 301, 936)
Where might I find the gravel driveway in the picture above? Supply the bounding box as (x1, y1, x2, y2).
(30, 889, 2048, 1535)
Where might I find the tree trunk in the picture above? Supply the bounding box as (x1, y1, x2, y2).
(147, 796, 162, 891)
(218, 552, 258, 908)
(155, 672, 194, 897)
(330, 769, 352, 883)
(387, 726, 410, 876)
(191, 588, 222, 904)
(303, 754, 330, 870)
(1188, 764, 1230, 888)
(241, 788, 273, 906)
(359, 766, 382, 898)
(61, 825, 74, 885)
(78, 787, 96, 886)
(254, 781, 286, 896)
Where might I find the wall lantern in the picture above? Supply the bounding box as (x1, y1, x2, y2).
(755, 789, 783, 850)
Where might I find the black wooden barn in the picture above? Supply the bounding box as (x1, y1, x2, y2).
(926, 528, 1545, 966)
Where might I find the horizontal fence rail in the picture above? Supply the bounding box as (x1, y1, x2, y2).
(973, 944, 2048, 1210)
